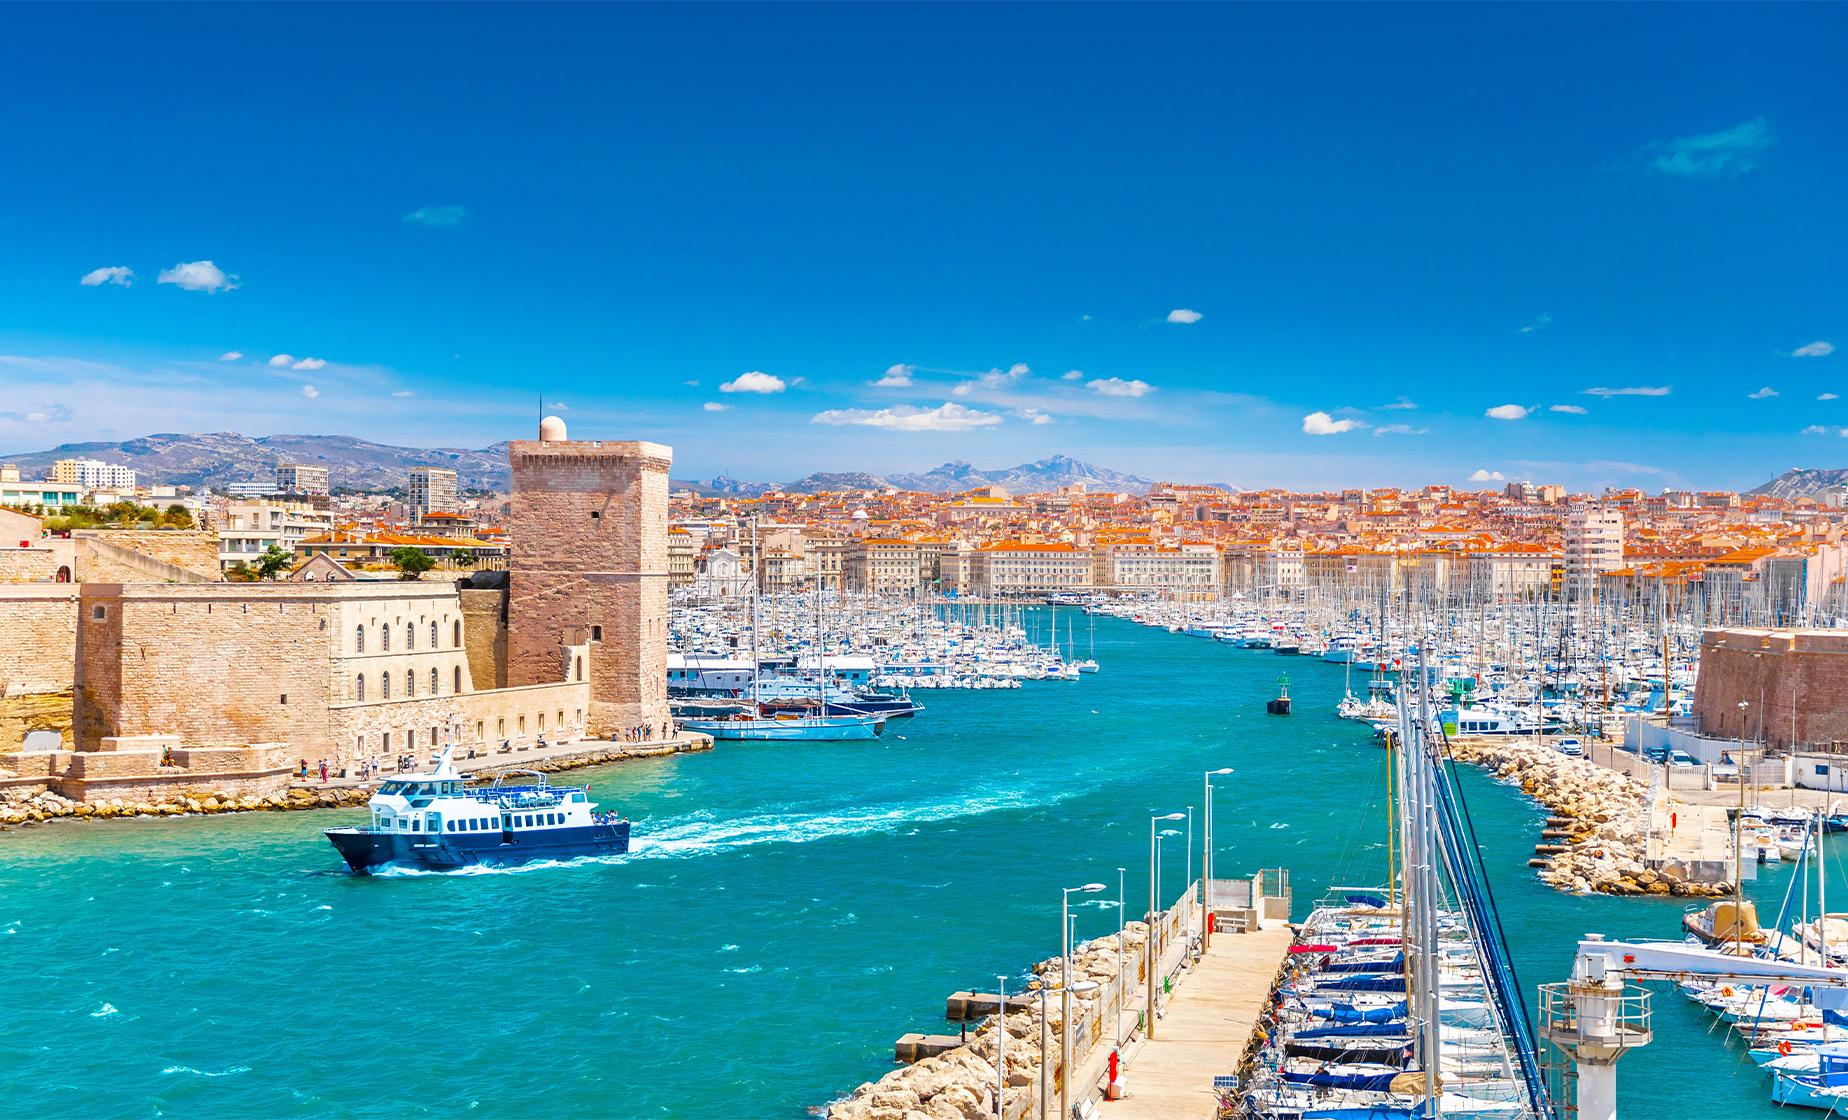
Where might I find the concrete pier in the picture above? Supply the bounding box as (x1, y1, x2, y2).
(1095, 924, 1292, 1118)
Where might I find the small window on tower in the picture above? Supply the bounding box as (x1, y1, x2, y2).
(591, 625, 603, 641)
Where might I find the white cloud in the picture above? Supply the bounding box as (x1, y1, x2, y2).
(80, 266, 134, 287)
(391, 390, 415, 398)
(811, 402, 1002, 432)
(1549, 404, 1589, 415)
(873, 363, 915, 387)
(703, 402, 731, 412)
(1006, 362, 1029, 377)
(157, 260, 237, 293)
(268, 354, 295, 368)
(950, 382, 973, 397)
(1794, 341, 1836, 358)
(1015, 408, 1055, 426)
(683, 379, 700, 387)
(1061, 370, 1085, 381)
(1644, 117, 1773, 178)
(547, 401, 570, 411)
(1381, 397, 1417, 410)
(720, 371, 787, 394)
(1485, 404, 1532, 420)
(300, 384, 320, 399)
(1820, 393, 1840, 401)
(1802, 425, 1840, 436)
(1166, 308, 1203, 324)
(218, 351, 243, 362)
(1516, 313, 1552, 335)
(1088, 377, 1154, 398)
(1468, 469, 1506, 482)
(1748, 386, 1779, 399)
(403, 205, 466, 227)
(1583, 386, 1671, 398)
(1373, 424, 1426, 436)
(291, 357, 327, 371)
(1302, 411, 1364, 435)
(0, 402, 74, 424)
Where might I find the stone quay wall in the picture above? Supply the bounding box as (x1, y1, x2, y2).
(506, 438, 671, 736)
(1694, 628, 1848, 749)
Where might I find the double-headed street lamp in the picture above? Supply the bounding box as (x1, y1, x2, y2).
(994, 973, 1008, 1118)
(1203, 768, 1234, 950)
(1147, 812, 1185, 1039)
(1062, 882, 1106, 1120)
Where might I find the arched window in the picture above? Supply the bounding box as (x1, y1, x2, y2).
(430, 667, 439, 694)
(356, 674, 366, 701)
(382, 673, 391, 700)
(454, 666, 463, 692)
(356, 625, 365, 653)
(453, 620, 462, 647)
(431, 621, 438, 648)
(406, 623, 415, 649)
(405, 670, 415, 697)
(382, 625, 391, 652)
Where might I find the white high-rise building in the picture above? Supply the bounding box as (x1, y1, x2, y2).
(1564, 509, 1624, 584)
(408, 467, 458, 522)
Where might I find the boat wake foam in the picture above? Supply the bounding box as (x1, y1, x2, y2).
(160, 1064, 251, 1078)
(366, 783, 1075, 877)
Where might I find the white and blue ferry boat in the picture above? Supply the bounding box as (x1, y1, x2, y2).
(324, 748, 629, 874)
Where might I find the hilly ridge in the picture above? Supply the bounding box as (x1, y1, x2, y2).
(2, 433, 1157, 496)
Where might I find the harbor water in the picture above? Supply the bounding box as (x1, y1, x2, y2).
(0, 612, 1809, 1118)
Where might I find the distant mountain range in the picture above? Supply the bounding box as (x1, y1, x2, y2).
(1, 434, 1158, 496)
(0, 432, 516, 492)
(1749, 467, 1848, 500)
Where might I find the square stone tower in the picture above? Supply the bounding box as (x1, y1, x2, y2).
(506, 417, 671, 737)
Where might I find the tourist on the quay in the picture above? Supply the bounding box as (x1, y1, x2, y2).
(319, 760, 329, 784)
(298, 758, 309, 779)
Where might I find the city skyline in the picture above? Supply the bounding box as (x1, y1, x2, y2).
(2, 4, 1844, 492)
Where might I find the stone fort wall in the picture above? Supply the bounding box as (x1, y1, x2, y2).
(1695, 628, 1848, 749)
(506, 437, 670, 736)
(0, 586, 80, 750)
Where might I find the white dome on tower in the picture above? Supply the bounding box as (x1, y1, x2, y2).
(538, 415, 568, 442)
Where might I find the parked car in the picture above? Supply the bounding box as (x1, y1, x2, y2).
(1667, 750, 1699, 768)
(1642, 745, 1671, 763)
(1554, 737, 1584, 758)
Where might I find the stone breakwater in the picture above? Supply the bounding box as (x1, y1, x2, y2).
(1, 785, 371, 828)
(825, 923, 1150, 1120)
(1446, 738, 1729, 898)
(0, 736, 714, 831)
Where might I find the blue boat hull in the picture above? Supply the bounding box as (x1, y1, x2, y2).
(324, 821, 630, 874)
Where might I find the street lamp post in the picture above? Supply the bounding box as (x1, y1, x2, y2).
(995, 974, 1007, 1118)
(1184, 805, 1195, 953)
(1147, 812, 1185, 1040)
(1203, 768, 1233, 950)
(1114, 866, 1126, 1046)
(1061, 882, 1106, 1120)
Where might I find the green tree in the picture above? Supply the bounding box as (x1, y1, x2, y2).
(227, 561, 256, 582)
(255, 545, 294, 580)
(452, 551, 478, 569)
(389, 546, 436, 580)
(160, 504, 195, 529)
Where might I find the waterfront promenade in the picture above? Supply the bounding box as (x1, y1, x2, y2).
(1102, 923, 1292, 1118)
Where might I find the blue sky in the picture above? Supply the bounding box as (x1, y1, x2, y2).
(1, 3, 1843, 491)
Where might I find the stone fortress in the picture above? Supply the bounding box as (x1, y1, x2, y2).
(0, 418, 672, 804)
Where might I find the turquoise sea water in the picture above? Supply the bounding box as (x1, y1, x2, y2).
(0, 612, 1824, 1118)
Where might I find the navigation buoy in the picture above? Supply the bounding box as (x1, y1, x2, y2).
(1266, 674, 1292, 716)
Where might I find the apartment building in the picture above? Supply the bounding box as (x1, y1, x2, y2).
(408, 467, 459, 522)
